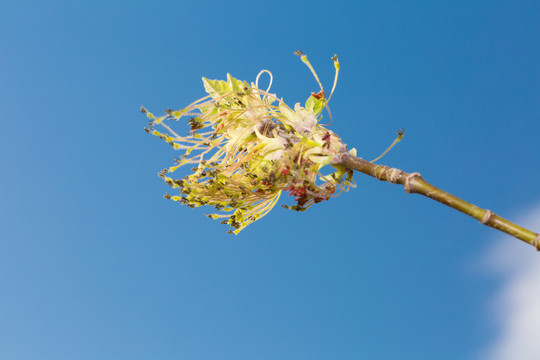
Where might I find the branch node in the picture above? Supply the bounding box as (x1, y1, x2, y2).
(404, 172, 422, 193)
(387, 168, 403, 184)
(374, 165, 403, 184)
(480, 209, 494, 225)
(374, 165, 386, 181)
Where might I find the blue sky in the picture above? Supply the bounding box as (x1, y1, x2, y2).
(1, 1, 539, 359)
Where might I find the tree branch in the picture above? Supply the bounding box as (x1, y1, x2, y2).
(339, 153, 540, 250)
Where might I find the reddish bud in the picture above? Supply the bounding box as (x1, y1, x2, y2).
(311, 90, 326, 100)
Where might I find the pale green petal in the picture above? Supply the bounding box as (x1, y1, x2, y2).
(305, 95, 326, 115)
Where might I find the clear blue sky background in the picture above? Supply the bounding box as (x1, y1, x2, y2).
(1, 1, 539, 359)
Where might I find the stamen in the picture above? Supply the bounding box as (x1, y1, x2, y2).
(319, 104, 333, 126)
(294, 50, 324, 92)
(370, 129, 405, 162)
(327, 55, 340, 102)
(255, 70, 273, 94)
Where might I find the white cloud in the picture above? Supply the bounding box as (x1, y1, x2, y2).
(480, 202, 540, 360)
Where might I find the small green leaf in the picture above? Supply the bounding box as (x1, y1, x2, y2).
(202, 77, 230, 97)
(227, 74, 249, 93)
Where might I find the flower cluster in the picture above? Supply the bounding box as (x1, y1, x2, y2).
(143, 52, 356, 234)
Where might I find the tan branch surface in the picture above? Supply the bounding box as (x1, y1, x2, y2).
(339, 153, 540, 250)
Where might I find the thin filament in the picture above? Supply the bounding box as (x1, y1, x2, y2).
(370, 129, 405, 163)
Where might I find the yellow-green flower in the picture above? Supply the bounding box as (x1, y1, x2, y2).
(143, 52, 356, 234)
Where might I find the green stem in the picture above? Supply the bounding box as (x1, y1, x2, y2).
(339, 153, 540, 250)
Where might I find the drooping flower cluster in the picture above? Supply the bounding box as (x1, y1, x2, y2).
(143, 52, 356, 234)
